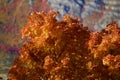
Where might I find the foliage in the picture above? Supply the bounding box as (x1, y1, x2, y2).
(88, 22, 120, 79)
(8, 11, 120, 80)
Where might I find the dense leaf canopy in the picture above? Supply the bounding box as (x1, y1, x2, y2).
(8, 11, 120, 80)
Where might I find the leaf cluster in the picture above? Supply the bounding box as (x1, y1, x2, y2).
(8, 11, 120, 80)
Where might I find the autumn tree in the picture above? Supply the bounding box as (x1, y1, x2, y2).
(8, 11, 120, 80)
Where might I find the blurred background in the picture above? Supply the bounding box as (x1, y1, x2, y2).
(0, 0, 120, 79)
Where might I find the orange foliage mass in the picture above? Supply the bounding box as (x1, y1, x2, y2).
(8, 11, 120, 80)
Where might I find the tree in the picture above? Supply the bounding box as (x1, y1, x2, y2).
(8, 11, 120, 80)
